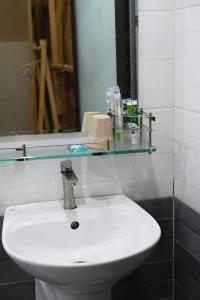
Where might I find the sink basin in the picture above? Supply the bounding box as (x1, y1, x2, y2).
(2, 195, 161, 300)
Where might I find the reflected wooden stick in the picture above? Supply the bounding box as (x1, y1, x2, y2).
(46, 59, 60, 133)
(38, 39, 47, 133)
(48, 0, 59, 65)
(27, 0, 37, 132)
(56, 0, 65, 64)
(51, 64, 74, 72)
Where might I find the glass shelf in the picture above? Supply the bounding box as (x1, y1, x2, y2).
(0, 110, 156, 163)
(0, 139, 156, 163)
(0, 148, 18, 162)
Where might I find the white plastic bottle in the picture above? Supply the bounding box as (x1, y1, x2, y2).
(113, 89, 123, 143)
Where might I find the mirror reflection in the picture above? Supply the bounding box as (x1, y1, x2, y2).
(0, 0, 136, 135)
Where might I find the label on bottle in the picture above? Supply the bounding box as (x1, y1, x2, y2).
(127, 100, 138, 125)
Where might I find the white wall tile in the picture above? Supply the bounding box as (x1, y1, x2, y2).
(175, 84, 200, 112)
(139, 12, 174, 36)
(175, 179, 200, 213)
(175, 134, 200, 186)
(175, 0, 187, 9)
(175, 126, 200, 213)
(175, 32, 200, 59)
(175, 9, 185, 34)
(0, 175, 173, 216)
(139, 60, 173, 90)
(186, 0, 200, 6)
(139, 36, 174, 60)
(139, 0, 174, 11)
(0, 151, 173, 215)
(175, 108, 200, 139)
(175, 6, 200, 33)
(139, 85, 174, 109)
(148, 109, 174, 133)
(175, 59, 200, 86)
(139, 60, 174, 108)
(176, 0, 200, 10)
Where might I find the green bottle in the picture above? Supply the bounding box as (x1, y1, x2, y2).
(127, 100, 138, 126)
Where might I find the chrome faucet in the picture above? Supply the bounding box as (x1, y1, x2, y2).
(60, 160, 78, 209)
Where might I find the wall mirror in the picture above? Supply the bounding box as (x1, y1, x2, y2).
(0, 0, 138, 137)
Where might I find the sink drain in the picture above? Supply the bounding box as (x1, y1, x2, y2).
(73, 260, 87, 264)
(70, 221, 79, 230)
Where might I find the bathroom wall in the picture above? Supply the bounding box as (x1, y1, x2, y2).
(174, 1, 200, 298)
(0, 0, 174, 299)
(0, 0, 174, 213)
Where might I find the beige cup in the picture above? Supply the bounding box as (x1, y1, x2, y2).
(81, 112, 101, 132)
(88, 114, 113, 149)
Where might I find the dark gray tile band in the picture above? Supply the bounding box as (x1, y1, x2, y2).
(0, 216, 9, 261)
(175, 242, 200, 282)
(112, 279, 173, 300)
(0, 241, 9, 260)
(136, 198, 173, 219)
(0, 260, 33, 284)
(114, 198, 173, 300)
(175, 218, 200, 261)
(0, 216, 3, 235)
(116, 260, 172, 288)
(174, 281, 192, 300)
(175, 199, 200, 235)
(175, 263, 200, 300)
(0, 280, 35, 300)
(147, 239, 173, 263)
(175, 199, 200, 300)
(157, 218, 173, 239)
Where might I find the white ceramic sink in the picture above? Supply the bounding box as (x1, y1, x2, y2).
(2, 195, 161, 300)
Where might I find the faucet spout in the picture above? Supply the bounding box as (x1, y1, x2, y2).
(60, 160, 78, 210)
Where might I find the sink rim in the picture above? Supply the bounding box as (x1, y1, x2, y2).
(2, 195, 161, 268)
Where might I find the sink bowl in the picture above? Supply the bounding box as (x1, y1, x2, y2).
(2, 195, 160, 300)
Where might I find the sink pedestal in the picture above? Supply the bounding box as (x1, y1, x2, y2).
(35, 280, 111, 300)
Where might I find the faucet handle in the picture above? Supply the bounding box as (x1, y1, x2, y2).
(60, 160, 72, 173)
(60, 160, 78, 185)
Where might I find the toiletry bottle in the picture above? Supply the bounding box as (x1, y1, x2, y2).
(122, 98, 129, 125)
(105, 86, 120, 116)
(127, 99, 138, 145)
(113, 88, 123, 143)
(105, 88, 112, 115)
(105, 87, 117, 136)
(127, 99, 138, 126)
(128, 123, 138, 145)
